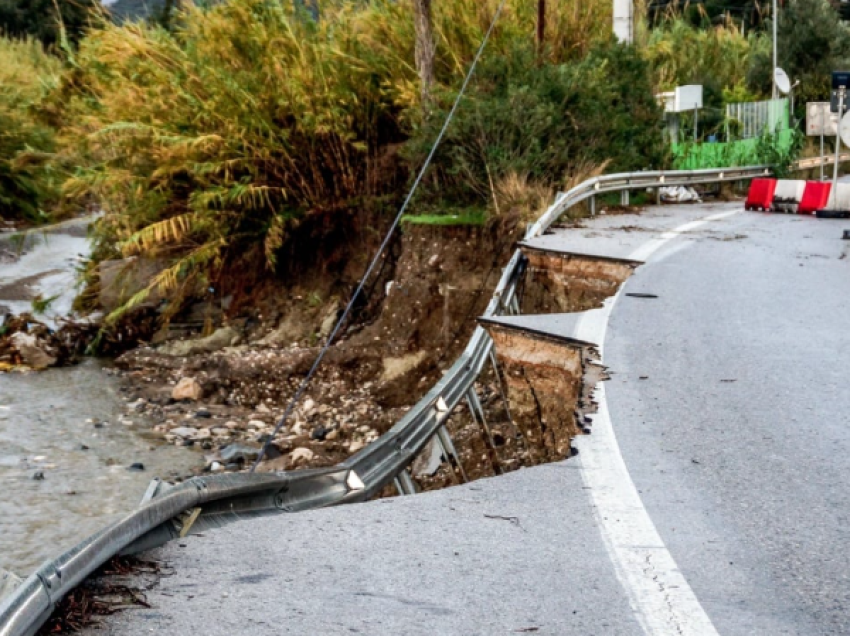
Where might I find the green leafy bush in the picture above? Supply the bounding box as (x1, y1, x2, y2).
(404, 41, 666, 210)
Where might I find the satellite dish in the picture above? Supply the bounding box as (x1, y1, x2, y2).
(839, 111, 850, 148)
(774, 68, 792, 95)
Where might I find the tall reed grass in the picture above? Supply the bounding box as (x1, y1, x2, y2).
(0, 38, 62, 222)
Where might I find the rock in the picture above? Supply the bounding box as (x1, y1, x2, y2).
(170, 426, 200, 439)
(428, 254, 441, 268)
(246, 420, 265, 429)
(348, 440, 365, 453)
(98, 257, 167, 313)
(325, 429, 340, 441)
(211, 427, 231, 436)
(220, 444, 261, 463)
(318, 302, 340, 339)
(289, 447, 315, 465)
(256, 403, 271, 414)
(210, 461, 225, 472)
(158, 327, 241, 357)
(224, 421, 240, 429)
(79, 444, 89, 451)
(194, 408, 212, 419)
(311, 425, 328, 441)
(9, 332, 57, 368)
(127, 463, 145, 471)
(32, 471, 45, 481)
(172, 377, 203, 402)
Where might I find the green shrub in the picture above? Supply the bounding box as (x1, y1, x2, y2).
(404, 41, 666, 210)
(0, 37, 61, 223)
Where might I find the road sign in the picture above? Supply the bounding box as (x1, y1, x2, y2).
(807, 102, 839, 136)
(831, 71, 850, 113)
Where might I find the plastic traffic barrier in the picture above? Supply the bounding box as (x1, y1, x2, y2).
(798, 181, 832, 215)
(770, 180, 806, 214)
(816, 182, 850, 218)
(745, 178, 777, 211)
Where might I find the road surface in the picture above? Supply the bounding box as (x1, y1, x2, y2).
(85, 202, 850, 635)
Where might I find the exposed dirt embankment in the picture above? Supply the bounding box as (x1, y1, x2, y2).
(112, 218, 522, 474)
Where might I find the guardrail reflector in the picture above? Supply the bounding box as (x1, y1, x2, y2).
(346, 470, 365, 491)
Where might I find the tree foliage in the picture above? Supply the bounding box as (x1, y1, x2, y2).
(748, 0, 850, 107)
(0, 0, 99, 49)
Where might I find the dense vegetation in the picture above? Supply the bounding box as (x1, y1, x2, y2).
(0, 38, 62, 222)
(0, 0, 846, 321)
(0, 0, 100, 48)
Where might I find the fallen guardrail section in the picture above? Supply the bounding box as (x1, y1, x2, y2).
(0, 163, 791, 636)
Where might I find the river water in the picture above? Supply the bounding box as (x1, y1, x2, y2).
(0, 222, 202, 577)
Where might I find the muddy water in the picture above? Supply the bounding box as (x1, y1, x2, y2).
(0, 361, 202, 576)
(0, 221, 203, 576)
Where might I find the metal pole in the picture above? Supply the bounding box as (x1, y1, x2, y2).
(821, 117, 825, 182)
(772, 0, 778, 99)
(830, 86, 845, 209)
(436, 425, 468, 483)
(694, 105, 698, 142)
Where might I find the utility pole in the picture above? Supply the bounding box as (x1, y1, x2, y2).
(413, 0, 436, 107)
(537, 0, 545, 56)
(772, 0, 778, 99)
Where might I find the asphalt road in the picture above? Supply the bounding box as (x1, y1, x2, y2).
(606, 208, 850, 635)
(83, 202, 850, 635)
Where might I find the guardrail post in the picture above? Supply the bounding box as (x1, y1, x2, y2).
(620, 190, 629, 206)
(509, 294, 520, 316)
(436, 425, 468, 483)
(489, 350, 513, 425)
(590, 195, 596, 216)
(466, 387, 503, 475)
(395, 470, 417, 495)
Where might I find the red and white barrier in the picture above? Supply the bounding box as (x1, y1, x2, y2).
(745, 178, 777, 211)
(770, 180, 806, 214)
(798, 182, 832, 215)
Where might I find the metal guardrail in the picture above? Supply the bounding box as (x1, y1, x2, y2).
(0, 162, 799, 636)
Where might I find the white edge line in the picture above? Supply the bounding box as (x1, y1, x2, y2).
(573, 209, 740, 636)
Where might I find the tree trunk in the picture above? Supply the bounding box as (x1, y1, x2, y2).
(413, 0, 436, 107)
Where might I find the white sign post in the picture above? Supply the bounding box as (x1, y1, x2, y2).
(807, 102, 839, 181)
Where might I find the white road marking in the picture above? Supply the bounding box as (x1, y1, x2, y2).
(573, 209, 740, 636)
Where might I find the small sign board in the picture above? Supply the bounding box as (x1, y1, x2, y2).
(831, 71, 850, 113)
(807, 102, 839, 136)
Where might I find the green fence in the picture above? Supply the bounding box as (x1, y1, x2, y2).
(671, 98, 794, 170)
(671, 129, 796, 170)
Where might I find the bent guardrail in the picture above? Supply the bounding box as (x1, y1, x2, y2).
(0, 162, 788, 636)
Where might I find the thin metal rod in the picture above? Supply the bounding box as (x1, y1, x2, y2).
(436, 425, 468, 483)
